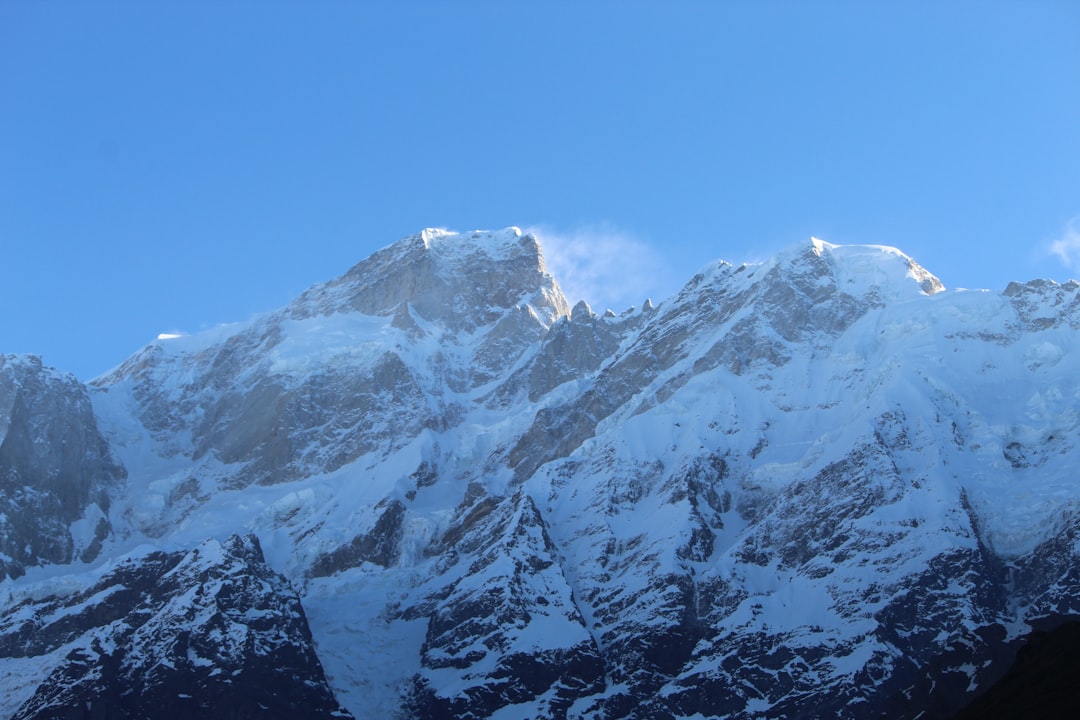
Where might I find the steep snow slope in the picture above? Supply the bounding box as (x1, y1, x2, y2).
(2, 228, 1079, 719)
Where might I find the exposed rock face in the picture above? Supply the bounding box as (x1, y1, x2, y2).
(310, 499, 406, 576)
(2, 535, 349, 720)
(2, 229, 1079, 719)
(291, 228, 566, 331)
(405, 492, 606, 719)
(0, 355, 124, 579)
(92, 228, 568, 517)
(1003, 277, 1080, 331)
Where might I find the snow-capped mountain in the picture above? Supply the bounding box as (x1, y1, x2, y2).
(2, 227, 1078, 719)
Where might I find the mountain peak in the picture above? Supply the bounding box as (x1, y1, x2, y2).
(289, 227, 568, 330)
(804, 236, 945, 297)
(418, 225, 527, 255)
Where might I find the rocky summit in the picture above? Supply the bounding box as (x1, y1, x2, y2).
(2, 227, 1079, 719)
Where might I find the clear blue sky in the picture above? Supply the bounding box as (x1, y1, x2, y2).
(2, 1, 1078, 380)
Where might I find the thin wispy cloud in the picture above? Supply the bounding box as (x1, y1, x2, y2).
(527, 223, 675, 313)
(1048, 216, 1080, 270)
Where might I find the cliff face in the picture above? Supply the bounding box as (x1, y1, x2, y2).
(90, 228, 567, 495)
(2, 228, 1079, 719)
(0, 355, 123, 580)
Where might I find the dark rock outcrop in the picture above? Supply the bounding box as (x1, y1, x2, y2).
(3, 534, 351, 720)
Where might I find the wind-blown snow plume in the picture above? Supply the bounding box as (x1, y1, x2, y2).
(528, 223, 675, 312)
(1048, 216, 1080, 270)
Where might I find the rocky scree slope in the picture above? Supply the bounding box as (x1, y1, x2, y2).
(1, 228, 1079, 719)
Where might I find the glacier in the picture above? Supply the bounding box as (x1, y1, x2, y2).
(1, 226, 1079, 718)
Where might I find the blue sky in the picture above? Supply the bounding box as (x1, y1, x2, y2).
(2, 1, 1078, 380)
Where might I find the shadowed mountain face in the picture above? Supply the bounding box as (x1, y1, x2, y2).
(0, 355, 124, 580)
(2, 228, 1079, 718)
(4, 535, 350, 720)
(949, 620, 1080, 720)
